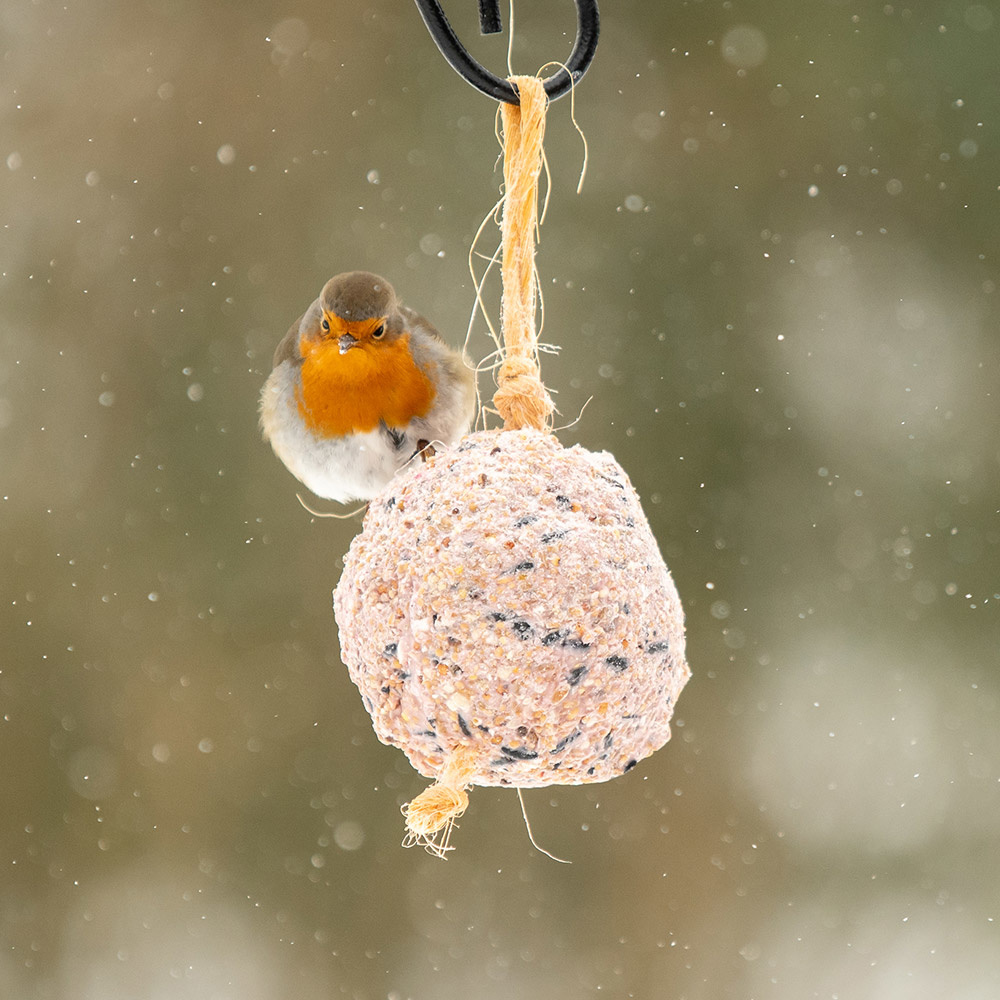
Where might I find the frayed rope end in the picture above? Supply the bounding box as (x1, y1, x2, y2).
(401, 748, 475, 859)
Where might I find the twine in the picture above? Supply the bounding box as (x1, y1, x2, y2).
(493, 76, 554, 431)
(402, 745, 476, 858)
(403, 77, 555, 855)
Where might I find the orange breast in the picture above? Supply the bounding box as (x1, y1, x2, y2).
(297, 333, 436, 438)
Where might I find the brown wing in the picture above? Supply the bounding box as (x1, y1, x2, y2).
(272, 312, 306, 368)
(399, 303, 446, 344)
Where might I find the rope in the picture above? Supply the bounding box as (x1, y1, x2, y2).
(403, 77, 555, 855)
(401, 745, 476, 858)
(493, 76, 554, 431)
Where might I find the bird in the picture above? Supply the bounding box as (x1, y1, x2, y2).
(260, 271, 477, 504)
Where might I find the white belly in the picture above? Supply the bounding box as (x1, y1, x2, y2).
(260, 361, 423, 503)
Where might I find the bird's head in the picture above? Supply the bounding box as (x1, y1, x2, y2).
(302, 271, 404, 357)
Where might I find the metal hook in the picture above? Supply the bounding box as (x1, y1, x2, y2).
(412, 0, 600, 104)
(477, 0, 502, 35)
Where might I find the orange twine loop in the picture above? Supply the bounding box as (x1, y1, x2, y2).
(493, 75, 554, 432)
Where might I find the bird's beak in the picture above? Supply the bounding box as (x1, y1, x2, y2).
(338, 333, 358, 354)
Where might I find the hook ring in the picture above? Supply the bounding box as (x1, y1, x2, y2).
(413, 0, 600, 104)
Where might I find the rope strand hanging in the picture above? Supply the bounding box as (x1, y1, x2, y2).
(494, 76, 553, 431)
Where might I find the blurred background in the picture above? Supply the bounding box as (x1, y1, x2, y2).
(2, 0, 998, 997)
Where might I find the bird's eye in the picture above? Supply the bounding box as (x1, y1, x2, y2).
(321, 318, 330, 332)
(372, 324, 386, 339)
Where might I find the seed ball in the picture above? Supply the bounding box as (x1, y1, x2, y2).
(334, 428, 690, 789)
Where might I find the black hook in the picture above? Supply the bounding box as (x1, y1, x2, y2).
(477, 0, 502, 35)
(412, 0, 600, 104)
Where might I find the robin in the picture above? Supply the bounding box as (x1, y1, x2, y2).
(260, 271, 476, 503)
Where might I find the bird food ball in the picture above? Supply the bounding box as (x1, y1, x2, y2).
(334, 428, 690, 810)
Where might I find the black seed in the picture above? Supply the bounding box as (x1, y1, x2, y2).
(600, 474, 625, 489)
(567, 664, 588, 687)
(419, 730, 436, 738)
(646, 640, 670, 654)
(622, 603, 631, 615)
(625, 516, 636, 527)
(556, 495, 572, 508)
(500, 745, 539, 760)
(385, 496, 396, 509)
(513, 560, 535, 572)
(623, 759, 638, 772)
(457, 714, 471, 737)
(383, 642, 398, 657)
(541, 529, 568, 543)
(605, 655, 630, 672)
(587, 765, 596, 776)
(395, 669, 410, 680)
(477, 724, 490, 733)
(564, 637, 591, 650)
(380, 685, 390, 694)
(490, 446, 501, 455)
(513, 515, 538, 528)
(551, 730, 582, 754)
(541, 629, 567, 646)
(510, 619, 533, 639)
(489, 610, 513, 622)
(603, 732, 613, 749)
